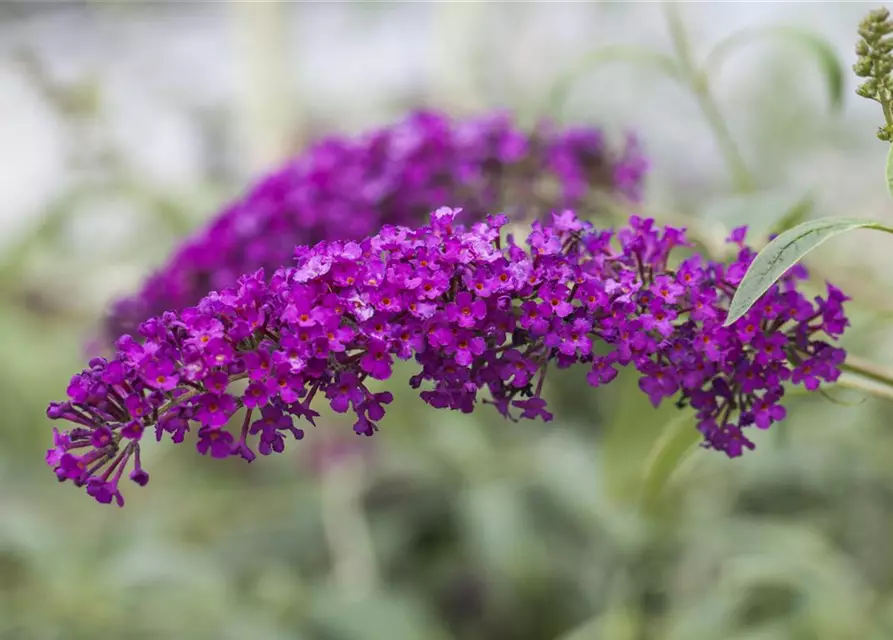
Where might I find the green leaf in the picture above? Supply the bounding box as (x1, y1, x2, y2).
(639, 411, 701, 511)
(705, 26, 845, 112)
(886, 143, 893, 201)
(600, 369, 679, 503)
(545, 46, 682, 118)
(724, 217, 893, 326)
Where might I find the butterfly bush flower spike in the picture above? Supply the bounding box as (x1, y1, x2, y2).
(106, 111, 647, 338)
(48, 209, 848, 506)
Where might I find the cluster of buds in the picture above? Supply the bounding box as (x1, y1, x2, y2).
(854, 7, 893, 140)
(105, 111, 647, 339)
(48, 208, 848, 506)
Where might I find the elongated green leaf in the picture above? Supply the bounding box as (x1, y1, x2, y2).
(705, 26, 845, 112)
(886, 144, 893, 201)
(546, 46, 682, 117)
(601, 369, 679, 503)
(639, 411, 700, 511)
(725, 217, 893, 326)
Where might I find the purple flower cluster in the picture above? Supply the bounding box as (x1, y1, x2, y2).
(106, 111, 647, 340)
(48, 208, 848, 506)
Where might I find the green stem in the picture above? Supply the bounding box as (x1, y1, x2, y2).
(833, 372, 893, 404)
(664, 2, 756, 193)
(839, 356, 893, 389)
(153, 373, 248, 418)
(881, 89, 893, 128)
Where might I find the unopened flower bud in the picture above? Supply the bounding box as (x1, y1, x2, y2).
(853, 59, 874, 77)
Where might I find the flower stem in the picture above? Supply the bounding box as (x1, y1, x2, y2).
(834, 372, 893, 404)
(664, 2, 756, 193)
(839, 355, 893, 389)
(155, 372, 249, 421)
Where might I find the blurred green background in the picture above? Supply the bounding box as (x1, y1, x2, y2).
(3, 2, 893, 639)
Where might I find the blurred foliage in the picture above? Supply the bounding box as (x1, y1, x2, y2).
(3, 3, 893, 640)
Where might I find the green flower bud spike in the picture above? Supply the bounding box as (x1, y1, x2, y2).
(854, 7, 893, 141)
